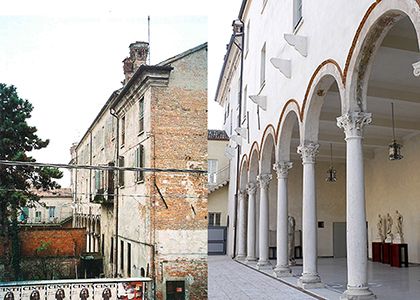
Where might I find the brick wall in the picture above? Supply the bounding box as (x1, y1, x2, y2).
(1, 227, 86, 257)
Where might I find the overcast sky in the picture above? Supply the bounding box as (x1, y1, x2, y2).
(0, 0, 242, 186)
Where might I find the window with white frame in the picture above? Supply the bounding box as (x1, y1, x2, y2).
(118, 156, 125, 187)
(139, 97, 144, 134)
(35, 211, 41, 222)
(48, 206, 56, 220)
(121, 116, 126, 146)
(293, 0, 303, 30)
(135, 144, 145, 182)
(208, 159, 218, 184)
(260, 43, 266, 88)
(208, 212, 221, 226)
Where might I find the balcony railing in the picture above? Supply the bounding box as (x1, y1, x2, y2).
(208, 165, 230, 192)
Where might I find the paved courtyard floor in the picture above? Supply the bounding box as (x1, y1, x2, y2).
(208, 256, 318, 300)
(209, 256, 420, 300)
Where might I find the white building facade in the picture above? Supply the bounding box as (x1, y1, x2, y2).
(215, 0, 420, 299)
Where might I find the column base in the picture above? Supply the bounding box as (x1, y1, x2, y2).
(245, 256, 257, 264)
(340, 287, 376, 300)
(256, 260, 272, 270)
(273, 265, 292, 278)
(297, 273, 323, 289)
(236, 254, 246, 261)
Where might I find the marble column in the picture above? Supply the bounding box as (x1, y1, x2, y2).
(297, 143, 323, 288)
(273, 161, 293, 277)
(246, 183, 257, 262)
(257, 173, 272, 269)
(337, 112, 376, 300)
(237, 189, 248, 260)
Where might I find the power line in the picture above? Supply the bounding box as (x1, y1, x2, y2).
(0, 160, 206, 174)
(0, 188, 205, 200)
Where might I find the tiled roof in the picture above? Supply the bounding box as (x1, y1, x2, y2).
(208, 129, 229, 141)
(32, 188, 72, 198)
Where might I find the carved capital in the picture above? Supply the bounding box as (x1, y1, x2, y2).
(413, 61, 420, 77)
(337, 112, 371, 139)
(246, 182, 257, 196)
(238, 189, 247, 201)
(273, 161, 293, 179)
(297, 143, 319, 164)
(257, 173, 272, 190)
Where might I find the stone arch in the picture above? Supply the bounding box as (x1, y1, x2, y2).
(302, 71, 345, 144)
(248, 145, 260, 183)
(239, 156, 249, 190)
(259, 130, 276, 175)
(345, 0, 420, 111)
(276, 105, 301, 162)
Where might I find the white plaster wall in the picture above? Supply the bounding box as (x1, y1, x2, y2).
(284, 160, 346, 257)
(366, 134, 420, 263)
(208, 185, 229, 226)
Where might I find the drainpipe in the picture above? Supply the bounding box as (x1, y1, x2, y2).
(232, 18, 245, 259)
(110, 108, 120, 277)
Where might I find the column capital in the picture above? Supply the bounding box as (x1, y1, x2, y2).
(297, 143, 319, 164)
(238, 189, 247, 200)
(337, 111, 371, 139)
(413, 60, 420, 77)
(257, 173, 272, 190)
(273, 161, 293, 179)
(246, 182, 257, 195)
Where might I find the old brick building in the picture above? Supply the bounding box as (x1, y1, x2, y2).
(70, 41, 207, 299)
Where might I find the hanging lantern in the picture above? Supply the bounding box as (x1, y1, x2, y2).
(326, 143, 337, 182)
(388, 102, 403, 160)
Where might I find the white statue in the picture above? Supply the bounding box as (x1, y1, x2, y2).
(394, 210, 404, 244)
(376, 214, 384, 242)
(288, 216, 296, 265)
(385, 213, 393, 243)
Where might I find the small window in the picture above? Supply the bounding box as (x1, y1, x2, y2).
(139, 97, 145, 134)
(135, 145, 145, 182)
(48, 207, 55, 219)
(127, 242, 131, 277)
(121, 116, 126, 146)
(293, 0, 303, 30)
(95, 170, 104, 191)
(260, 43, 266, 87)
(120, 241, 124, 271)
(110, 237, 114, 263)
(242, 85, 247, 121)
(101, 234, 104, 255)
(208, 159, 218, 184)
(118, 156, 125, 187)
(166, 281, 185, 299)
(35, 211, 42, 222)
(208, 212, 221, 226)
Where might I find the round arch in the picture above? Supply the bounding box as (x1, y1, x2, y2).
(345, 0, 420, 111)
(276, 105, 301, 162)
(302, 70, 345, 144)
(248, 145, 260, 183)
(259, 130, 276, 175)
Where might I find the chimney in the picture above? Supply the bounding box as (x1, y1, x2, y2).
(123, 41, 149, 84)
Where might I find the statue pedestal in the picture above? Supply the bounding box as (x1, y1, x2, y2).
(382, 243, 391, 264)
(372, 242, 383, 262)
(390, 243, 408, 267)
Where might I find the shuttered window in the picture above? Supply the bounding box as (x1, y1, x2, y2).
(135, 145, 145, 182)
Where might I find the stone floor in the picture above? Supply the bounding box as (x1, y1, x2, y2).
(209, 256, 420, 299)
(208, 255, 318, 299)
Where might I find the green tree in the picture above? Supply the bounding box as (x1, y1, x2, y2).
(0, 83, 63, 280)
